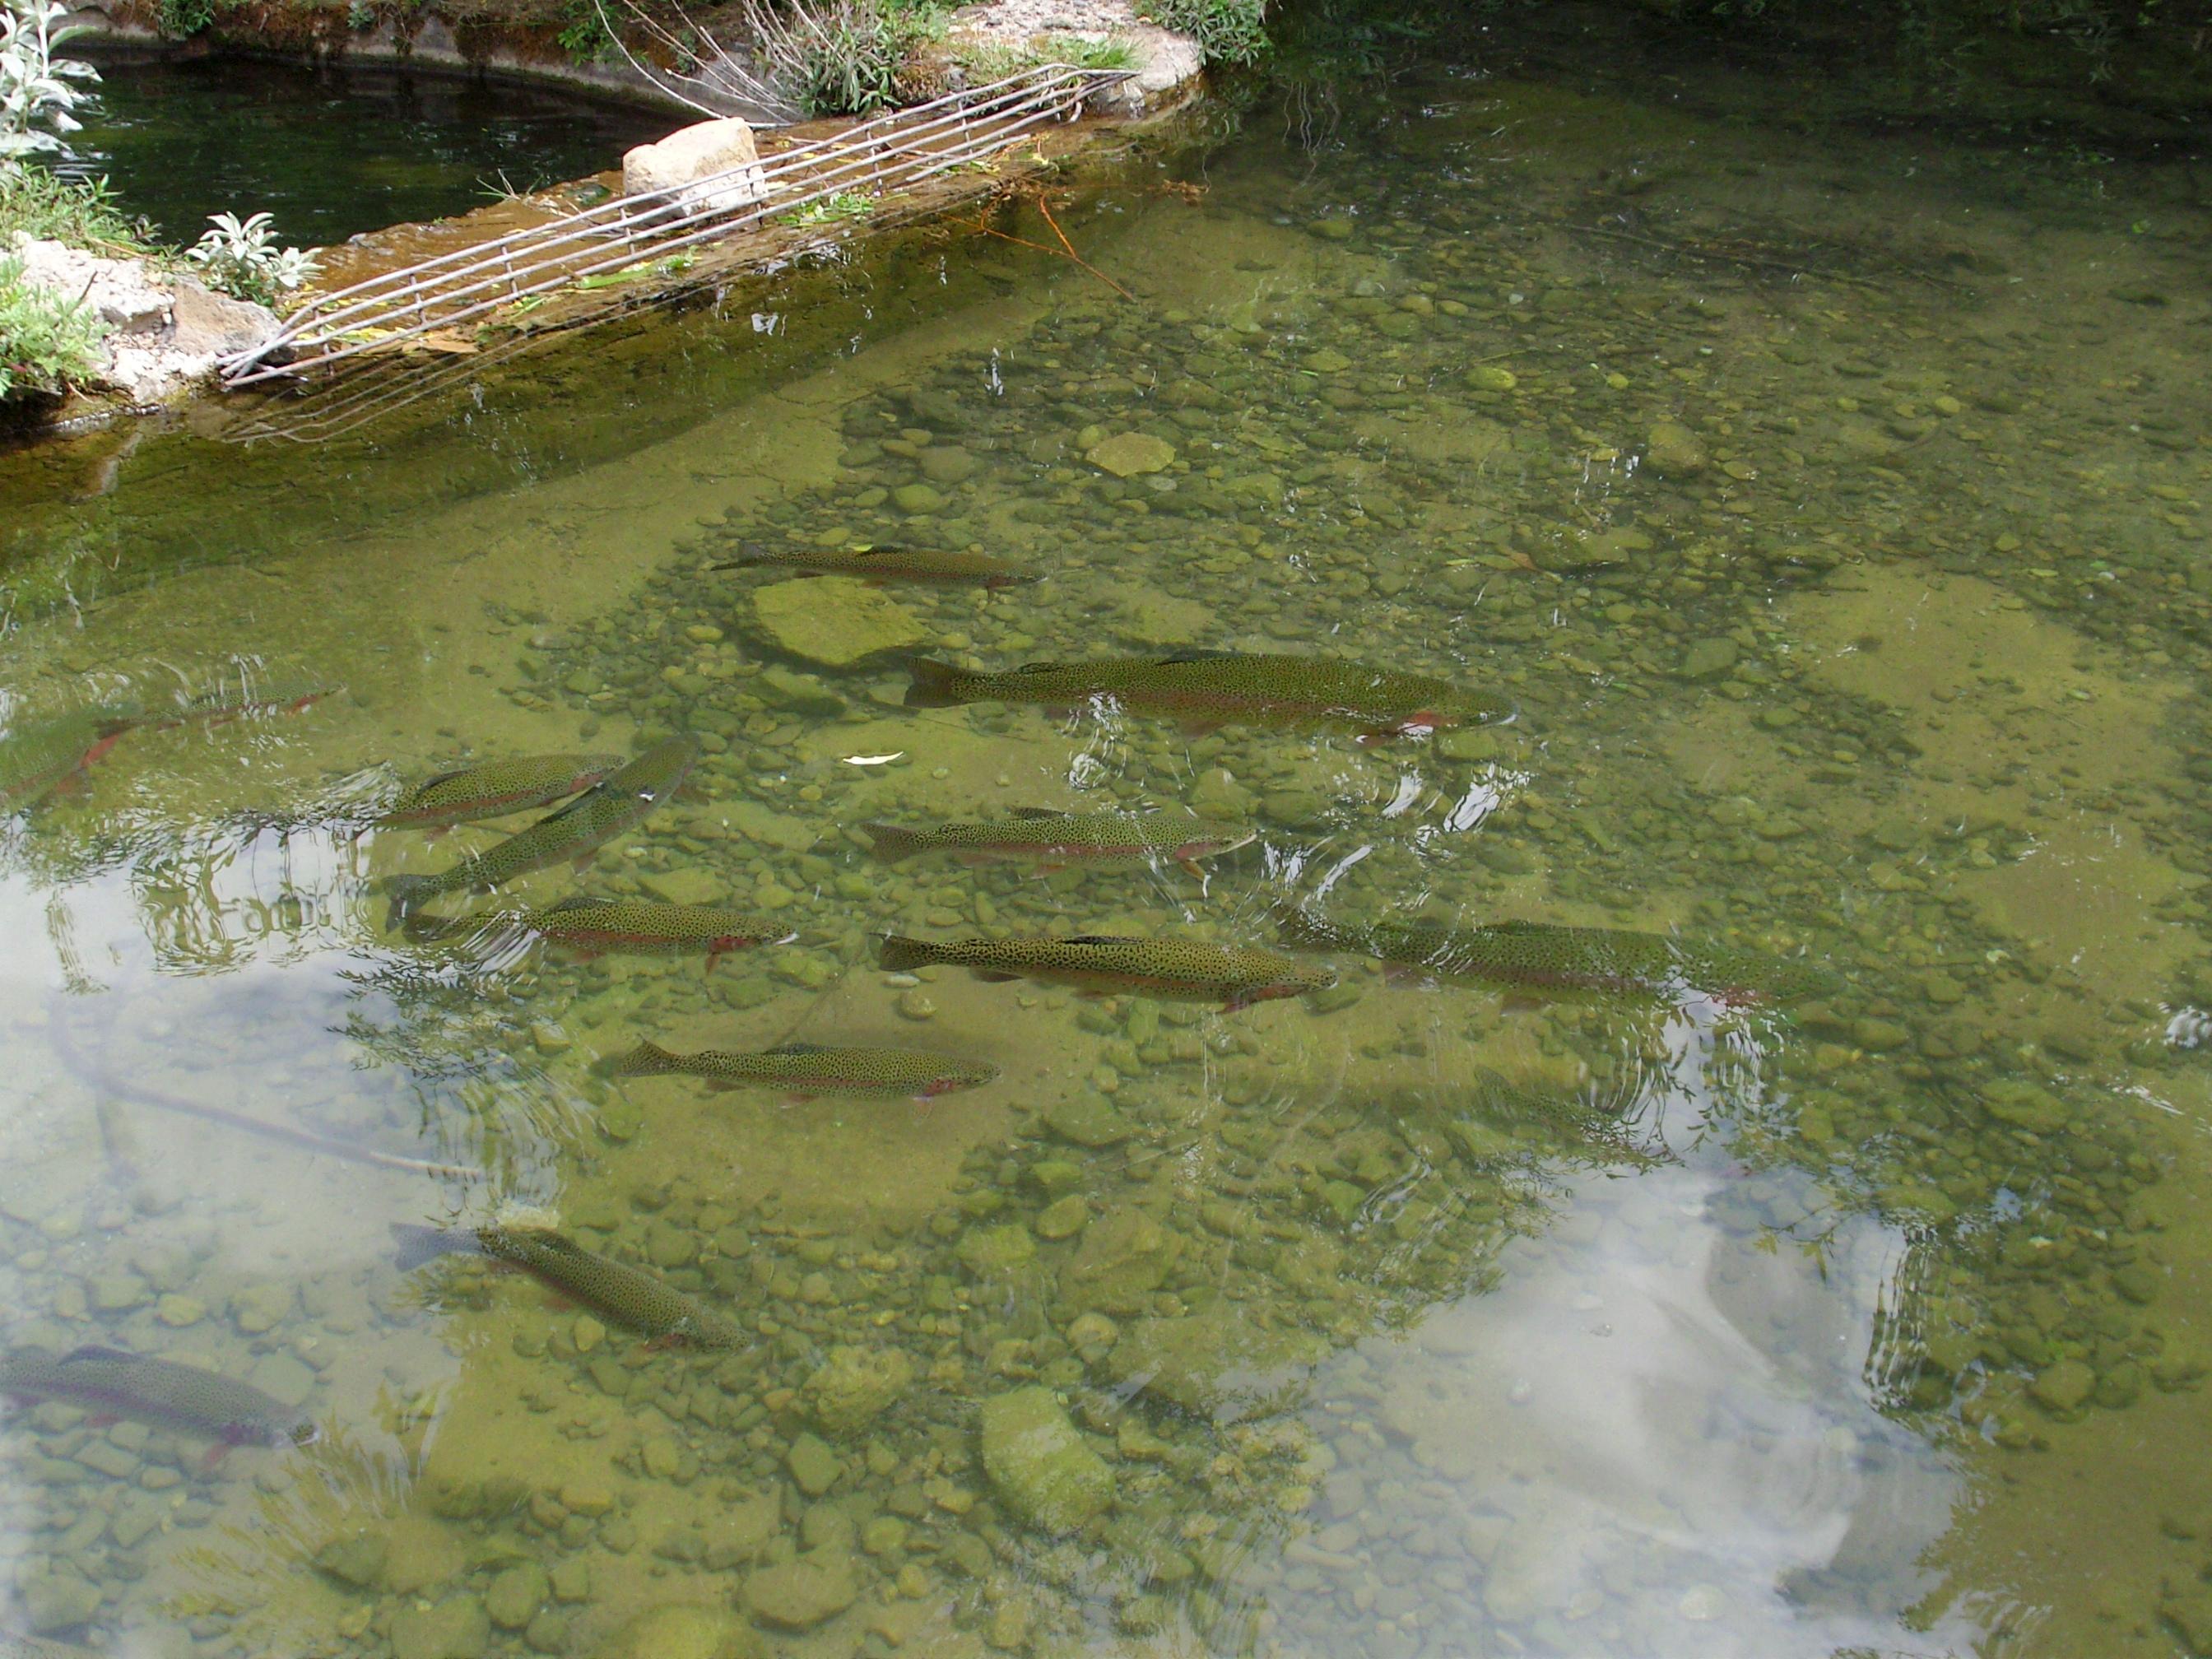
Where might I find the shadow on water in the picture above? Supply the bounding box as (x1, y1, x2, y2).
(2, 10, 2211, 1658)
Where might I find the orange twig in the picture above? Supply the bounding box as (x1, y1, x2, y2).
(953, 195, 1133, 302)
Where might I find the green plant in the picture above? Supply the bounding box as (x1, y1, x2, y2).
(732, 0, 944, 115)
(0, 167, 150, 253)
(0, 251, 108, 399)
(780, 188, 875, 226)
(556, 0, 616, 63)
(155, 0, 214, 37)
(957, 32, 1137, 81)
(1, 0, 99, 166)
(1137, 0, 1267, 64)
(186, 211, 318, 308)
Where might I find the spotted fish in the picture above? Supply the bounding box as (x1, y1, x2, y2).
(0, 709, 145, 812)
(0, 1345, 316, 1448)
(407, 896, 793, 969)
(374, 737, 698, 928)
(862, 809, 1253, 876)
(903, 652, 1511, 742)
(377, 753, 626, 830)
(392, 1222, 744, 1347)
(713, 543, 1034, 588)
(597, 1038, 997, 1097)
(878, 933, 1335, 1009)
(1277, 913, 1838, 1006)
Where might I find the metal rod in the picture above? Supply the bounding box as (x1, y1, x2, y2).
(222, 66, 1128, 387)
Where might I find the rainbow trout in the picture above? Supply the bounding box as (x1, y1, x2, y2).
(713, 543, 1034, 588)
(164, 677, 338, 724)
(0, 1345, 316, 1447)
(0, 709, 145, 812)
(879, 933, 1334, 1010)
(904, 653, 1510, 742)
(377, 753, 625, 830)
(1278, 914, 1838, 1006)
(407, 896, 794, 969)
(862, 809, 1253, 876)
(598, 1038, 998, 1097)
(375, 737, 698, 929)
(392, 1222, 743, 1346)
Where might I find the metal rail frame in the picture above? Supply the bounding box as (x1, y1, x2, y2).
(221, 64, 1134, 389)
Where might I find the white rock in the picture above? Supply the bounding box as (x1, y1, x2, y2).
(622, 116, 769, 213)
(7, 235, 280, 407)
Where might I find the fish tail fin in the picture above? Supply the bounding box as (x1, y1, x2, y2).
(861, 822, 931, 862)
(593, 1039, 676, 1078)
(375, 875, 439, 932)
(876, 934, 937, 973)
(1274, 909, 1347, 952)
(902, 658, 966, 709)
(391, 1223, 477, 1271)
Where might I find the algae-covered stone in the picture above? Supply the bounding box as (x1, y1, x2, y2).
(809, 1344, 914, 1434)
(1680, 639, 1740, 681)
(1044, 1094, 1132, 1148)
(787, 1432, 844, 1496)
(20, 1563, 102, 1633)
(892, 483, 947, 514)
(1982, 1080, 2069, 1135)
(638, 868, 729, 908)
(2030, 1358, 2097, 1415)
(1059, 1206, 1184, 1316)
(1644, 421, 1708, 476)
(230, 1280, 293, 1333)
(314, 1529, 389, 1590)
(603, 1603, 764, 1659)
(979, 1385, 1114, 1531)
(1034, 1195, 1090, 1241)
(389, 1597, 491, 1659)
(1104, 1309, 1327, 1417)
(744, 1550, 858, 1629)
(1089, 433, 1175, 476)
(486, 1563, 550, 1631)
(754, 664, 847, 716)
(1466, 365, 1517, 393)
(750, 576, 924, 667)
(960, 1224, 1036, 1276)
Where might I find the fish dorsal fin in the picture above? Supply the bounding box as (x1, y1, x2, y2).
(849, 544, 912, 559)
(1159, 648, 1239, 663)
(763, 1043, 830, 1055)
(62, 1345, 142, 1364)
(1066, 935, 1144, 946)
(543, 895, 615, 914)
(411, 765, 474, 792)
(1012, 660, 1070, 675)
(1006, 806, 1071, 820)
(1482, 919, 1546, 934)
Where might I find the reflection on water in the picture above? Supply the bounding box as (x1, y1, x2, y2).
(3, 20, 2212, 1659)
(58, 56, 672, 246)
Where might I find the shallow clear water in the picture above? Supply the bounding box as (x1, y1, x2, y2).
(3, 33, 2212, 1659)
(57, 55, 672, 246)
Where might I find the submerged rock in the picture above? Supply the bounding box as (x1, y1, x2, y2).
(980, 1384, 1114, 1530)
(1104, 1309, 1327, 1417)
(1643, 421, 1708, 476)
(750, 576, 924, 667)
(602, 1603, 764, 1659)
(388, 1596, 491, 1659)
(808, 1344, 915, 1434)
(743, 1550, 858, 1629)
(1059, 1206, 1183, 1315)
(1088, 433, 1175, 476)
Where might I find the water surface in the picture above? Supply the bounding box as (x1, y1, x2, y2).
(2, 34, 2210, 1659)
(58, 54, 672, 246)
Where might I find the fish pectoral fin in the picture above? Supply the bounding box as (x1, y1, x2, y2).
(969, 969, 1023, 983)
(1178, 858, 1206, 880)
